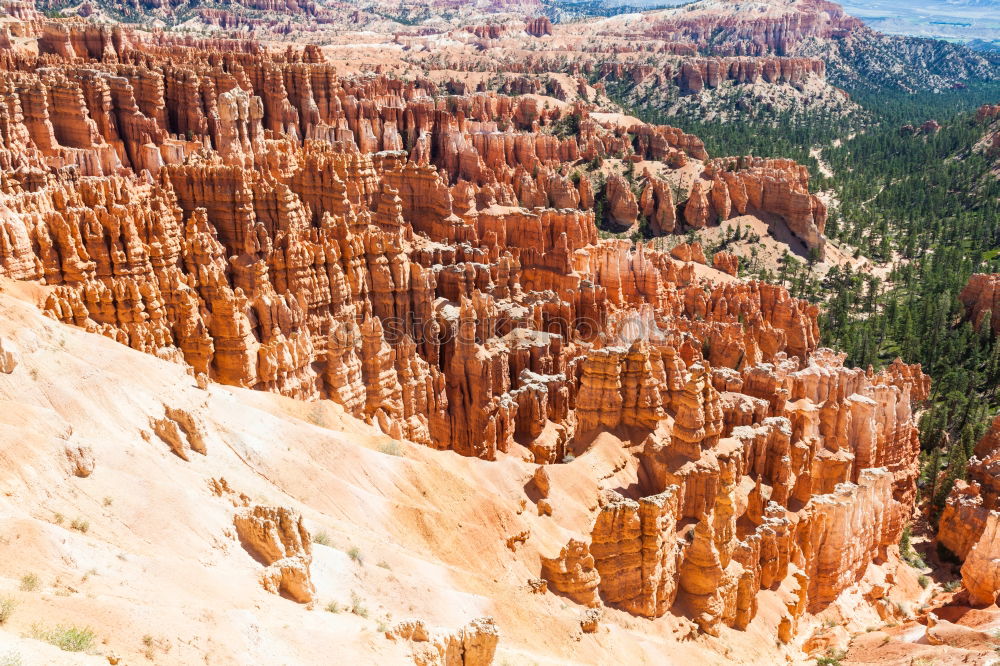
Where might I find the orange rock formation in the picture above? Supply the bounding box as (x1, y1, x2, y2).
(939, 412, 1000, 606)
(0, 16, 931, 647)
(960, 273, 1000, 334)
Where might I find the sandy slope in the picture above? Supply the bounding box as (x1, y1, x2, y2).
(0, 279, 815, 664)
(0, 278, 982, 665)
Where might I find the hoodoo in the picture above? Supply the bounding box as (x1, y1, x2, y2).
(1, 0, 1000, 663)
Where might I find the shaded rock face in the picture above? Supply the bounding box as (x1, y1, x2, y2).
(540, 539, 601, 607)
(605, 174, 639, 228)
(681, 157, 829, 258)
(938, 414, 1000, 558)
(233, 505, 315, 603)
(600, 57, 827, 96)
(150, 406, 208, 461)
(0, 336, 18, 373)
(713, 251, 738, 276)
(63, 443, 95, 477)
(387, 617, 500, 666)
(977, 104, 1000, 159)
(590, 487, 683, 618)
(524, 16, 552, 38)
(960, 273, 1000, 335)
(939, 413, 1000, 575)
(962, 511, 1000, 607)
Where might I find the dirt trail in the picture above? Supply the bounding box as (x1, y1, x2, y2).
(810, 146, 834, 178)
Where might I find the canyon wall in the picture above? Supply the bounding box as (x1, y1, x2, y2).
(0, 16, 927, 642)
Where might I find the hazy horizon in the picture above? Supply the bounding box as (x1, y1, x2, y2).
(583, 0, 1000, 48)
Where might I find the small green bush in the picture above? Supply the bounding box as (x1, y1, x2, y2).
(350, 592, 368, 618)
(0, 651, 22, 666)
(313, 532, 331, 546)
(816, 648, 846, 666)
(918, 575, 930, 589)
(899, 525, 926, 568)
(0, 597, 16, 624)
(31, 624, 96, 652)
(70, 518, 89, 533)
(348, 546, 363, 564)
(19, 573, 39, 592)
(325, 601, 341, 613)
(378, 441, 403, 456)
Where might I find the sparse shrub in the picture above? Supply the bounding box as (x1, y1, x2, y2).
(0, 651, 22, 666)
(313, 532, 331, 546)
(139, 634, 172, 659)
(377, 561, 391, 570)
(944, 579, 961, 592)
(30, 624, 96, 652)
(325, 601, 341, 613)
(19, 573, 39, 592)
(350, 592, 368, 618)
(0, 597, 17, 624)
(918, 575, 930, 589)
(102, 497, 113, 507)
(376, 619, 389, 633)
(899, 525, 926, 568)
(816, 648, 846, 666)
(348, 546, 363, 564)
(378, 441, 402, 456)
(70, 518, 89, 533)
(53, 513, 64, 525)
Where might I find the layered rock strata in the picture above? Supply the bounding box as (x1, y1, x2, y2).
(545, 348, 925, 634)
(0, 19, 929, 640)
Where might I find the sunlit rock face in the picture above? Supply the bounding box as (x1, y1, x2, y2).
(0, 16, 930, 640)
